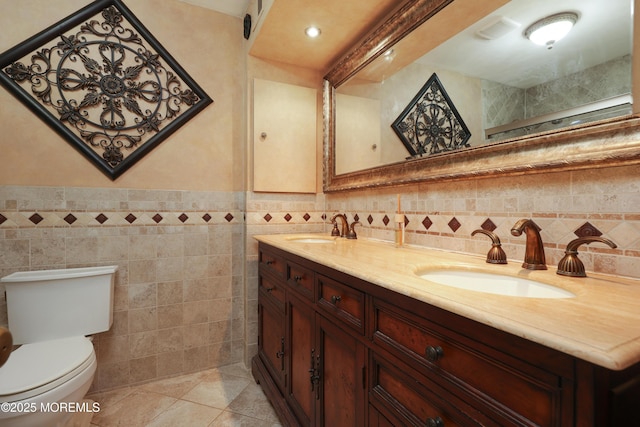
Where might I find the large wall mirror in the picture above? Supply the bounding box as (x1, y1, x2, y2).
(323, 0, 640, 192)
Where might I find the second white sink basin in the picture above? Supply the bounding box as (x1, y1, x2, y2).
(417, 270, 575, 299)
(285, 236, 336, 244)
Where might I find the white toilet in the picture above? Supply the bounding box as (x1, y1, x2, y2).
(0, 265, 117, 427)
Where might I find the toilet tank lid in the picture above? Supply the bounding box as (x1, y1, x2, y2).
(0, 336, 94, 397)
(1, 265, 118, 283)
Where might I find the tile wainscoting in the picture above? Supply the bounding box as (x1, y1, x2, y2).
(1, 163, 638, 393)
(324, 164, 640, 279)
(244, 191, 327, 362)
(0, 186, 245, 392)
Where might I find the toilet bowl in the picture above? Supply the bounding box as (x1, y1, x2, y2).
(0, 266, 117, 427)
(0, 337, 97, 427)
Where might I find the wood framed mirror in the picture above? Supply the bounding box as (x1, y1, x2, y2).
(323, 0, 640, 192)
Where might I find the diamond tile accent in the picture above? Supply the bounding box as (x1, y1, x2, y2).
(178, 213, 188, 223)
(575, 222, 602, 238)
(321, 213, 327, 221)
(125, 214, 137, 224)
(481, 218, 497, 232)
(284, 213, 292, 222)
(264, 213, 272, 223)
(422, 216, 433, 230)
(354, 213, 360, 222)
(225, 213, 234, 222)
(29, 213, 44, 225)
(152, 214, 163, 223)
(382, 215, 390, 226)
(367, 215, 374, 225)
(95, 213, 108, 224)
(448, 217, 461, 232)
(0, 214, 6, 225)
(64, 214, 77, 225)
(404, 216, 409, 227)
(303, 213, 311, 222)
(202, 213, 212, 222)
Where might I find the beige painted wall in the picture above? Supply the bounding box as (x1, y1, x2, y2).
(0, 0, 244, 191)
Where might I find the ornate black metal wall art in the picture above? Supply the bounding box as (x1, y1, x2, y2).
(391, 73, 470, 157)
(0, 0, 212, 179)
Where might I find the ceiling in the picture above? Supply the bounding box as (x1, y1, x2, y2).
(178, 0, 251, 18)
(420, 0, 631, 88)
(181, 0, 399, 73)
(183, 0, 631, 85)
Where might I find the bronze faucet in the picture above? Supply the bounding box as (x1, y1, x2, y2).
(510, 219, 547, 270)
(471, 229, 507, 264)
(330, 213, 349, 237)
(557, 236, 617, 277)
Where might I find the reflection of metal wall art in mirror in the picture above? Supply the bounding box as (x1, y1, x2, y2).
(391, 73, 470, 157)
(0, 0, 212, 179)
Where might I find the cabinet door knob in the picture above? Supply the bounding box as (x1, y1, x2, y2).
(330, 295, 342, 304)
(426, 416, 444, 427)
(425, 345, 444, 362)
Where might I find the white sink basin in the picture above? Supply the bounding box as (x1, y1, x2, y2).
(286, 236, 336, 244)
(417, 270, 575, 299)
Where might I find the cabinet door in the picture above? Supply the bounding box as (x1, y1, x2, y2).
(258, 289, 286, 391)
(316, 314, 366, 427)
(287, 292, 315, 426)
(253, 78, 317, 193)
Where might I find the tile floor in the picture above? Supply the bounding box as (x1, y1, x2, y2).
(87, 363, 282, 427)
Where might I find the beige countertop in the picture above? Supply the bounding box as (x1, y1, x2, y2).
(254, 233, 640, 371)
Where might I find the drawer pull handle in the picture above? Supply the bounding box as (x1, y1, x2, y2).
(265, 287, 274, 293)
(294, 275, 303, 281)
(330, 295, 342, 304)
(426, 416, 444, 427)
(425, 345, 444, 362)
(265, 260, 274, 265)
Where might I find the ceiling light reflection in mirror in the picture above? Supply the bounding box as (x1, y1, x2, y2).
(334, 0, 632, 176)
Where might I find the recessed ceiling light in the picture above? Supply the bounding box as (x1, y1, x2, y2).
(305, 26, 321, 38)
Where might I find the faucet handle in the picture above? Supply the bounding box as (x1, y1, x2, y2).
(346, 221, 361, 239)
(471, 229, 507, 264)
(557, 236, 617, 277)
(330, 222, 340, 236)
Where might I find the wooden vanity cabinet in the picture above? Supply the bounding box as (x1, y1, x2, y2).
(254, 244, 366, 427)
(253, 242, 640, 427)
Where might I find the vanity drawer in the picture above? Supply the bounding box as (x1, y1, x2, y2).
(369, 351, 481, 427)
(286, 261, 314, 301)
(317, 274, 365, 335)
(259, 273, 285, 308)
(371, 298, 568, 426)
(259, 248, 285, 280)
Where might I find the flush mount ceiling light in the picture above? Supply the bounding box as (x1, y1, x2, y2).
(305, 26, 321, 38)
(525, 12, 578, 49)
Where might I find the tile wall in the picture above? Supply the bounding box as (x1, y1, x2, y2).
(0, 186, 244, 392)
(244, 191, 326, 361)
(324, 164, 640, 279)
(1, 163, 638, 393)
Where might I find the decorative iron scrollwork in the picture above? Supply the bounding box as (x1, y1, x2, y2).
(392, 73, 470, 157)
(0, 0, 212, 179)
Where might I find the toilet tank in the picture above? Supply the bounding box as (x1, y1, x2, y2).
(1, 265, 118, 344)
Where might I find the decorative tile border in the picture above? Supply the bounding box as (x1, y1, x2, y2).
(0, 210, 241, 228)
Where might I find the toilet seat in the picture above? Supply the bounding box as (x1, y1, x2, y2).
(0, 336, 94, 402)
